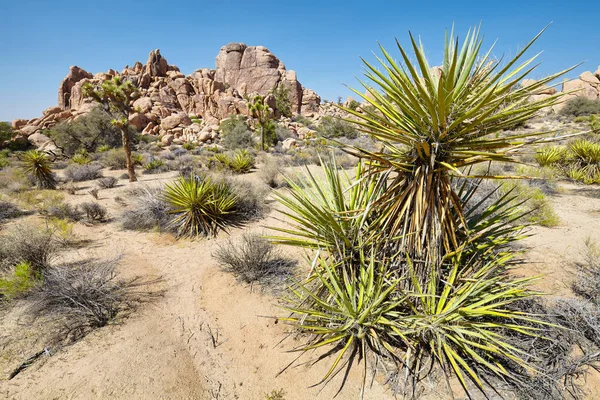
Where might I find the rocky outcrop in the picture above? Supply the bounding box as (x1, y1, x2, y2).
(58, 66, 93, 110)
(15, 43, 326, 146)
(215, 43, 304, 113)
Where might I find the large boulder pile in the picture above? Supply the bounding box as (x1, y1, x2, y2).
(12, 43, 323, 145)
(522, 68, 600, 113)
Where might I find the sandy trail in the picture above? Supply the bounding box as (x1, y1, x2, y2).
(1, 171, 600, 399)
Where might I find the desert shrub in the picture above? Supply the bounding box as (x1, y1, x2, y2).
(163, 176, 238, 237)
(47, 107, 124, 156)
(0, 200, 23, 223)
(294, 115, 316, 129)
(221, 123, 254, 149)
(0, 149, 11, 168)
(215, 233, 294, 284)
(258, 155, 284, 188)
(573, 238, 600, 303)
(45, 201, 82, 221)
(0, 261, 38, 300)
(80, 202, 108, 222)
(536, 140, 600, 184)
(63, 163, 103, 182)
(16, 189, 65, 215)
(30, 258, 155, 332)
(317, 116, 358, 139)
(264, 389, 286, 400)
(0, 121, 14, 143)
(559, 97, 600, 117)
(346, 99, 361, 110)
(272, 85, 292, 117)
(534, 146, 570, 167)
(97, 176, 117, 189)
(0, 167, 33, 192)
(167, 154, 198, 176)
(143, 158, 167, 174)
(0, 223, 56, 273)
(100, 148, 128, 169)
(71, 152, 92, 165)
(182, 142, 195, 150)
(219, 115, 249, 137)
(97, 144, 111, 153)
(121, 186, 170, 231)
(20, 150, 57, 189)
(275, 125, 293, 142)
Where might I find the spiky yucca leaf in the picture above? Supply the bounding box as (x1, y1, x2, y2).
(270, 158, 382, 260)
(534, 146, 570, 167)
(282, 248, 405, 391)
(20, 150, 56, 189)
(339, 26, 575, 261)
(163, 176, 237, 237)
(229, 149, 256, 174)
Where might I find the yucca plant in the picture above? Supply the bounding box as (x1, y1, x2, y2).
(20, 150, 57, 189)
(339, 26, 574, 264)
(228, 149, 256, 174)
(567, 140, 600, 184)
(163, 176, 238, 237)
(534, 146, 569, 167)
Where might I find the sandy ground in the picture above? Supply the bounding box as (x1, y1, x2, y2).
(1, 167, 600, 400)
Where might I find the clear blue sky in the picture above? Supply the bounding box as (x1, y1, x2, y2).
(1, 0, 598, 121)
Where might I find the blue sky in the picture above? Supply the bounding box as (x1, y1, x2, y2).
(1, 0, 598, 121)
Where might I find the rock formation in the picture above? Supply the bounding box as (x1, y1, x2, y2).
(13, 43, 323, 145)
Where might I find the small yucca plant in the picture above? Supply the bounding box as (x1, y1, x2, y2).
(534, 146, 570, 167)
(163, 176, 238, 237)
(228, 150, 255, 174)
(20, 150, 57, 189)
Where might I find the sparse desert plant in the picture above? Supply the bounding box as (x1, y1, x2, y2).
(573, 238, 600, 303)
(97, 176, 118, 189)
(45, 201, 82, 221)
(89, 188, 99, 199)
(535, 146, 570, 167)
(143, 158, 168, 174)
(163, 176, 238, 237)
(264, 389, 286, 400)
(71, 153, 92, 165)
(121, 186, 170, 231)
(0, 167, 30, 192)
(258, 155, 284, 188)
(46, 107, 124, 156)
(559, 97, 600, 117)
(0, 261, 38, 300)
(221, 123, 255, 149)
(20, 150, 57, 189)
(63, 163, 103, 182)
(317, 116, 358, 139)
(0, 200, 22, 223)
(29, 257, 157, 333)
(100, 146, 128, 170)
(80, 202, 108, 222)
(214, 233, 294, 284)
(0, 223, 56, 273)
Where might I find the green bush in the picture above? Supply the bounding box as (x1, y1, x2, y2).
(47, 107, 126, 156)
(219, 115, 249, 137)
(0, 121, 14, 143)
(211, 150, 255, 174)
(317, 116, 358, 139)
(221, 123, 254, 149)
(0, 261, 38, 300)
(143, 158, 168, 174)
(559, 97, 600, 117)
(272, 85, 292, 117)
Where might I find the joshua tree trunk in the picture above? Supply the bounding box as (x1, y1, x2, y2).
(121, 128, 137, 182)
(260, 124, 265, 151)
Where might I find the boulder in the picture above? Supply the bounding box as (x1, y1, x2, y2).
(301, 88, 321, 113)
(282, 137, 297, 151)
(142, 122, 155, 135)
(580, 71, 600, 85)
(19, 125, 41, 136)
(161, 134, 174, 145)
(133, 97, 153, 113)
(12, 119, 28, 130)
(160, 113, 192, 131)
(58, 66, 93, 110)
(563, 79, 599, 100)
(128, 113, 148, 132)
(595, 66, 600, 80)
(144, 49, 168, 77)
(27, 132, 52, 147)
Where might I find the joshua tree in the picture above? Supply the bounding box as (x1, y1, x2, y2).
(249, 95, 272, 151)
(83, 77, 138, 182)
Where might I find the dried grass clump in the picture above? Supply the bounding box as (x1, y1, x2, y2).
(121, 186, 171, 231)
(0, 200, 23, 223)
(214, 233, 294, 284)
(63, 163, 103, 182)
(0, 223, 57, 274)
(29, 257, 159, 336)
(80, 202, 108, 222)
(97, 176, 118, 189)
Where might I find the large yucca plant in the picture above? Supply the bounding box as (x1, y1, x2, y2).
(20, 150, 57, 189)
(163, 176, 238, 237)
(340, 26, 574, 264)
